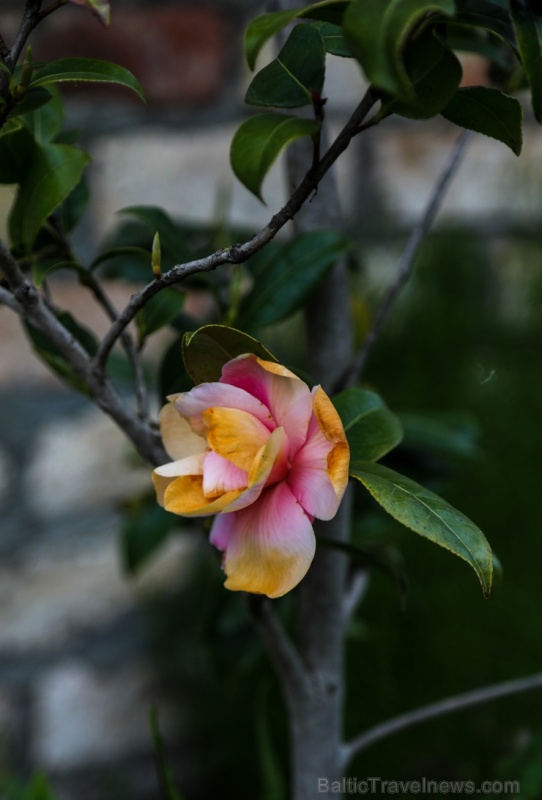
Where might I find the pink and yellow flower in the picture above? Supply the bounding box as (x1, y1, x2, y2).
(153, 354, 349, 598)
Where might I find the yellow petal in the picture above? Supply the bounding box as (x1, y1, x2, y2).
(203, 406, 270, 472)
(313, 386, 350, 500)
(163, 474, 242, 517)
(256, 357, 302, 381)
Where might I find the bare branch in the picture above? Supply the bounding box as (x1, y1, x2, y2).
(246, 596, 309, 702)
(83, 271, 149, 420)
(0, 285, 22, 314)
(92, 87, 379, 375)
(338, 130, 472, 391)
(343, 670, 542, 764)
(0, 240, 166, 465)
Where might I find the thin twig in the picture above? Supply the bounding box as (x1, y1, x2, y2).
(343, 670, 542, 764)
(39, 0, 69, 21)
(83, 271, 149, 420)
(92, 87, 379, 375)
(9, 1, 42, 67)
(338, 130, 472, 391)
(0, 240, 166, 465)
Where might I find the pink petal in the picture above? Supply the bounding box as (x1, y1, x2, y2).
(175, 382, 274, 436)
(202, 451, 248, 497)
(220, 355, 313, 456)
(210, 482, 315, 598)
(288, 413, 340, 521)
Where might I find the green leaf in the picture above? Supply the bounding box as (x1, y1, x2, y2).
(230, 113, 321, 200)
(245, 1, 348, 70)
(9, 142, 89, 251)
(311, 21, 353, 57)
(69, 0, 110, 26)
(32, 258, 84, 288)
(122, 498, 178, 574)
(344, 0, 454, 99)
(7, 87, 52, 119)
(21, 85, 64, 144)
(441, 86, 523, 155)
(29, 58, 145, 102)
(350, 460, 493, 596)
(238, 230, 350, 328)
(135, 288, 185, 345)
(381, 28, 462, 119)
(455, 0, 517, 53)
(0, 125, 34, 184)
(182, 324, 278, 385)
(245, 24, 326, 108)
(333, 388, 403, 461)
(510, 0, 542, 122)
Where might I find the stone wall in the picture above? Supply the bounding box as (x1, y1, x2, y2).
(1, 1, 542, 798)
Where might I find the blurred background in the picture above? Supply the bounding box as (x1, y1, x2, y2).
(1, 1, 542, 798)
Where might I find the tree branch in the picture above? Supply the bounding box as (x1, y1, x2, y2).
(343, 670, 542, 764)
(82, 271, 149, 420)
(0, 241, 166, 465)
(247, 596, 309, 702)
(0, 285, 22, 314)
(338, 129, 472, 391)
(92, 87, 379, 375)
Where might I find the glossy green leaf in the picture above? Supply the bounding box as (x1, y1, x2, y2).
(0, 125, 34, 183)
(135, 288, 185, 345)
(32, 259, 84, 288)
(245, 1, 348, 70)
(9, 142, 89, 251)
(333, 387, 403, 461)
(7, 87, 52, 119)
(381, 28, 462, 119)
(245, 25, 326, 108)
(350, 460, 493, 596)
(21, 86, 64, 144)
(122, 498, 178, 575)
(29, 58, 145, 102)
(510, 0, 542, 121)
(441, 87, 523, 155)
(311, 21, 353, 57)
(344, 0, 454, 98)
(182, 325, 277, 385)
(455, 0, 517, 53)
(69, 0, 110, 26)
(230, 113, 321, 200)
(239, 231, 350, 328)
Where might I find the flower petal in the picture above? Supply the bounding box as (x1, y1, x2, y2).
(202, 451, 248, 497)
(203, 406, 270, 471)
(163, 474, 242, 517)
(152, 453, 206, 506)
(288, 389, 349, 520)
(176, 382, 274, 436)
(225, 426, 288, 513)
(313, 386, 350, 500)
(159, 401, 207, 460)
(210, 482, 315, 598)
(220, 355, 313, 456)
